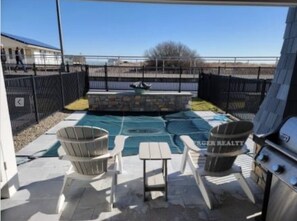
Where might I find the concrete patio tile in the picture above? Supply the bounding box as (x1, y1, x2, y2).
(17, 158, 70, 186)
(27, 212, 61, 221)
(148, 205, 202, 221)
(78, 187, 111, 208)
(1, 199, 58, 221)
(71, 207, 95, 220)
(2, 122, 263, 221)
(59, 188, 87, 220)
(94, 208, 151, 221)
(17, 167, 57, 185)
(16, 134, 57, 156)
(1, 154, 263, 221)
(11, 179, 62, 200)
(92, 205, 119, 220)
(167, 194, 185, 207)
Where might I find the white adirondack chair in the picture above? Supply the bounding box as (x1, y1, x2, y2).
(56, 126, 128, 213)
(180, 121, 255, 209)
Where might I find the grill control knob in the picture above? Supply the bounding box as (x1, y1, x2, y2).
(272, 164, 284, 174)
(290, 177, 297, 187)
(258, 153, 268, 162)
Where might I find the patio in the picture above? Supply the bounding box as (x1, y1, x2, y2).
(1, 111, 262, 221)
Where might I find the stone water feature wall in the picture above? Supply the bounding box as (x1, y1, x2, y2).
(88, 91, 192, 112)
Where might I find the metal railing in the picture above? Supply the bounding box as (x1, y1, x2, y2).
(64, 55, 280, 66)
(2, 54, 271, 65)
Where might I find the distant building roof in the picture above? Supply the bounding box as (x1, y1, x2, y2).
(1, 32, 60, 51)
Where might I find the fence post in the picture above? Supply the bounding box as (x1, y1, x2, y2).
(33, 63, 37, 76)
(197, 71, 202, 98)
(59, 69, 65, 108)
(178, 66, 182, 93)
(142, 65, 145, 82)
(66, 62, 70, 72)
(256, 66, 261, 91)
(218, 66, 221, 75)
(76, 72, 80, 99)
(260, 79, 267, 104)
(225, 75, 232, 114)
(84, 65, 89, 94)
(31, 75, 39, 123)
(104, 63, 109, 91)
(207, 73, 211, 101)
(257, 66, 261, 79)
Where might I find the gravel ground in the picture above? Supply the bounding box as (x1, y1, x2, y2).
(13, 111, 71, 152)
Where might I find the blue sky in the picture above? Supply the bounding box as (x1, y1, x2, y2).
(1, 0, 288, 56)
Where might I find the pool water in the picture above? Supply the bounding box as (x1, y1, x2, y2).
(44, 111, 214, 157)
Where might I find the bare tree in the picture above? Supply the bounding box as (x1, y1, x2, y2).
(144, 41, 203, 69)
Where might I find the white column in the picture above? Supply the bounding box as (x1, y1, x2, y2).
(0, 62, 19, 198)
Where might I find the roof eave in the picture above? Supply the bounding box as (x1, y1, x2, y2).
(27, 44, 61, 52)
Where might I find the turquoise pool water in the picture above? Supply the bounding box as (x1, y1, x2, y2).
(44, 111, 215, 157)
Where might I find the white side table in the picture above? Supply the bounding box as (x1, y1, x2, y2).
(139, 142, 171, 201)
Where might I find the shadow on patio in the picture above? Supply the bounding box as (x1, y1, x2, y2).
(1, 155, 262, 221)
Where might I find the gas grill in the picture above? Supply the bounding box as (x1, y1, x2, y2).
(255, 116, 297, 221)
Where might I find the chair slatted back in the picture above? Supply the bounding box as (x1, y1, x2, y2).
(57, 126, 109, 175)
(204, 121, 253, 172)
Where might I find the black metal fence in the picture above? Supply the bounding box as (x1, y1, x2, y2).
(88, 65, 200, 94)
(87, 65, 275, 93)
(197, 66, 275, 79)
(198, 73, 272, 121)
(4, 63, 276, 133)
(5, 71, 86, 134)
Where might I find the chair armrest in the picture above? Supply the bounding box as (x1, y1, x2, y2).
(109, 149, 120, 158)
(109, 135, 128, 157)
(60, 153, 111, 162)
(180, 135, 203, 153)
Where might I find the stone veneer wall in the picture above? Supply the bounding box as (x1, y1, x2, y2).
(88, 91, 192, 112)
(251, 143, 267, 190)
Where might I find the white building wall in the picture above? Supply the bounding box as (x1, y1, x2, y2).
(31, 48, 61, 65)
(1, 36, 61, 65)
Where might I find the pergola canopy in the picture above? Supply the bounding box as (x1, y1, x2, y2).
(83, 0, 297, 6)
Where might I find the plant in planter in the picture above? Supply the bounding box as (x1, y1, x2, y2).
(130, 81, 151, 94)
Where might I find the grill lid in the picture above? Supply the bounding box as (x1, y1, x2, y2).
(279, 117, 297, 154)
